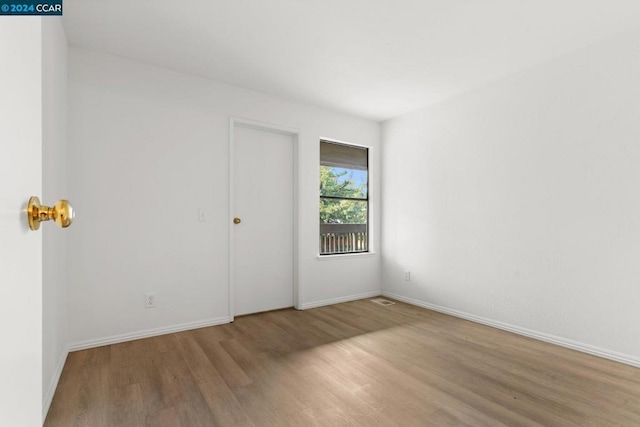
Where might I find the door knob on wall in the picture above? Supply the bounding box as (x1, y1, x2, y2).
(27, 196, 75, 231)
(233, 217, 241, 224)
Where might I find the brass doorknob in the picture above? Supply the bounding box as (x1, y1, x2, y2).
(233, 217, 241, 224)
(27, 196, 75, 231)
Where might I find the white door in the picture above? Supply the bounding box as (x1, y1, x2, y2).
(232, 124, 294, 316)
(0, 20, 44, 424)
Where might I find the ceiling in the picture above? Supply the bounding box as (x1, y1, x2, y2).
(63, 1, 640, 121)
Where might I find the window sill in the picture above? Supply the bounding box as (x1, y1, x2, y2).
(317, 252, 376, 261)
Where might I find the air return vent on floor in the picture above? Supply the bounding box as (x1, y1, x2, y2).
(371, 298, 395, 306)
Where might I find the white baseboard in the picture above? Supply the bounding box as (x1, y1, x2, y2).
(42, 345, 70, 423)
(383, 291, 640, 369)
(67, 316, 231, 352)
(299, 290, 382, 310)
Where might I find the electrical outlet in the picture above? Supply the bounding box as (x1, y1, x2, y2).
(145, 293, 156, 308)
(404, 270, 411, 281)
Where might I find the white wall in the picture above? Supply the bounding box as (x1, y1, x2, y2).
(67, 49, 381, 346)
(0, 18, 43, 426)
(382, 29, 640, 364)
(42, 17, 69, 419)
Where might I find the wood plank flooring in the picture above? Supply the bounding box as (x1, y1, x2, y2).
(45, 299, 640, 426)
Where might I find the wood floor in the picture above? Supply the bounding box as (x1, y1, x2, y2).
(45, 299, 640, 426)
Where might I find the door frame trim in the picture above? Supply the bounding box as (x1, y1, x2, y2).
(229, 117, 300, 321)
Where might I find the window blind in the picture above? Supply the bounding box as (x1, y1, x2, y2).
(320, 140, 368, 170)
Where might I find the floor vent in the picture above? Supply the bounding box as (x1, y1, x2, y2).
(371, 298, 396, 306)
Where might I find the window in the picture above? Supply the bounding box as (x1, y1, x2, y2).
(319, 140, 368, 255)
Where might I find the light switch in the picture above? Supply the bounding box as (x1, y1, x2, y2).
(198, 209, 206, 222)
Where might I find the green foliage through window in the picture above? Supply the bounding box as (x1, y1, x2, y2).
(320, 166, 367, 224)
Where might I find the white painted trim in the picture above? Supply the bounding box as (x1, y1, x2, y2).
(229, 118, 235, 321)
(382, 291, 640, 369)
(292, 132, 301, 310)
(234, 117, 299, 136)
(229, 117, 301, 318)
(299, 290, 382, 310)
(67, 316, 231, 352)
(42, 345, 70, 423)
(317, 252, 377, 260)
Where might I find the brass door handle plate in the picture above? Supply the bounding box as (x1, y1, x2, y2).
(233, 217, 241, 224)
(27, 196, 75, 231)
